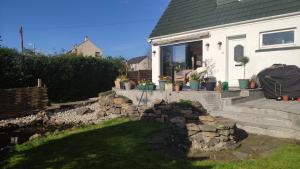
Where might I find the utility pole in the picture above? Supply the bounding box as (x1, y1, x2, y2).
(19, 26, 24, 53)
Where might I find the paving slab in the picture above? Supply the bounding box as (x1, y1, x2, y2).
(238, 98, 300, 115)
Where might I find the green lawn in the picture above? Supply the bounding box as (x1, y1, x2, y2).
(1, 118, 300, 169)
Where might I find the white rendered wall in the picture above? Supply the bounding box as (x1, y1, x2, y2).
(151, 14, 300, 85)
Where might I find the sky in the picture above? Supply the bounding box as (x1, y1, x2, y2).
(0, 0, 169, 59)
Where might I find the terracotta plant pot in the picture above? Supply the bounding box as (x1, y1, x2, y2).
(175, 85, 181, 93)
(282, 95, 289, 101)
(250, 81, 256, 89)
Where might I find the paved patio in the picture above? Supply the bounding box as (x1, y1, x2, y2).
(238, 98, 300, 115)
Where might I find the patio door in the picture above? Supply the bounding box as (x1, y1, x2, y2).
(228, 38, 247, 86)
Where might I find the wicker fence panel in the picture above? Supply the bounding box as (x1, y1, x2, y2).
(127, 70, 152, 84)
(0, 87, 48, 119)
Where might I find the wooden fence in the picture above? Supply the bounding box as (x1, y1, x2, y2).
(0, 87, 48, 119)
(127, 70, 152, 84)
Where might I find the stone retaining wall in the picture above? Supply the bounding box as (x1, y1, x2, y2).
(98, 92, 239, 153)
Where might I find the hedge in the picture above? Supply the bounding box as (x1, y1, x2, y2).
(0, 48, 125, 102)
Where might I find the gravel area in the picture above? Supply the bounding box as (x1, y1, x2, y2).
(0, 102, 120, 129)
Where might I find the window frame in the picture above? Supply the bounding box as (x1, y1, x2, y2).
(259, 28, 296, 49)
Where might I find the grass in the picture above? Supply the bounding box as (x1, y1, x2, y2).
(1, 118, 300, 169)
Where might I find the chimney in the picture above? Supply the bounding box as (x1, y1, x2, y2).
(84, 36, 89, 41)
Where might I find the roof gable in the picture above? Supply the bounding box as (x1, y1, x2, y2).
(128, 56, 148, 64)
(149, 0, 300, 38)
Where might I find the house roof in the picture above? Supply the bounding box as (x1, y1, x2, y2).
(149, 0, 300, 38)
(127, 56, 148, 64)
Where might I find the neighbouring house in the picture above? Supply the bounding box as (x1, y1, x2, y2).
(68, 36, 103, 58)
(149, 0, 300, 86)
(127, 56, 152, 71)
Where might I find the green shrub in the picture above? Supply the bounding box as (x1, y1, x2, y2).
(0, 48, 125, 102)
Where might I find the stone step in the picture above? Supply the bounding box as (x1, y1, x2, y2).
(211, 110, 300, 140)
(236, 121, 300, 140)
(223, 105, 298, 120)
(211, 110, 300, 131)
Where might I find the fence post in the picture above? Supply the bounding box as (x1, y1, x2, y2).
(138, 71, 140, 82)
(37, 79, 42, 88)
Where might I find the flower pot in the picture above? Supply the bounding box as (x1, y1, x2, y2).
(138, 84, 155, 91)
(190, 80, 199, 91)
(165, 83, 173, 92)
(124, 82, 131, 90)
(205, 82, 216, 91)
(283, 95, 289, 101)
(159, 80, 166, 91)
(250, 81, 256, 89)
(239, 79, 249, 89)
(223, 82, 229, 92)
(175, 85, 182, 93)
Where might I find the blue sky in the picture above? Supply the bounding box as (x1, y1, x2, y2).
(0, 0, 169, 58)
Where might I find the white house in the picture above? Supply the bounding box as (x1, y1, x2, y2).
(127, 56, 152, 71)
(68, 36, 103, 58)
(149, 0, 300, 86)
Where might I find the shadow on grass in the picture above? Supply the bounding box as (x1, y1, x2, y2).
(1, 119, 213, 169)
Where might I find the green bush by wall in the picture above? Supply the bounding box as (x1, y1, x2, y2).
(0, 48, 125, 102)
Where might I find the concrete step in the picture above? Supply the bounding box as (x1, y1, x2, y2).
(211, 110, 300, 140)
(212, 109, 300, 131)
(237, 121, 300, 140)
(223, 105, 298, 120)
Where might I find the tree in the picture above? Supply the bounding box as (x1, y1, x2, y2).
(0, 35, 2, 48)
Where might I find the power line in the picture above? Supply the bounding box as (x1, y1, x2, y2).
(29, 18, 157, 31)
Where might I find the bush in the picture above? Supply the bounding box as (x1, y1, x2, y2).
(0, 48, 125, 102)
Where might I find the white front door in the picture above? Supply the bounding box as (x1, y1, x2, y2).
(228, 38, 247, 87)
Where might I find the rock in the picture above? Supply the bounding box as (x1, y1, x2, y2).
(113, 97, 127, 105)
(75, 107, 93, 115)
(186, 123, 200, 131)
(180, 109, 193, 115)
(199, 116, 216, 123)
(217, 119, 236, 129)
(29, 133, 41, 141)
(155, 109, 163, 116)
(202, 132, 220, 138)
(219, 129, 231, 136)
(169, 117, 186, 128)
(188, 130, 199, 136)
(153, 99, 164, 105)
(199, 124, 217, 132)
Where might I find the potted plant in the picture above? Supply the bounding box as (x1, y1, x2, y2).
(189, 73, 200, 90)
(123, 78, 131, 90)
(215, 81, 223, 91)
(165, 76, 173, 92)
(158, 76, 168, 91)
(138, 80, 156, 91)
(205, 76, 217, 91)
(175, 81, 183, 93)
(250, 75, 257, 89)
(238, 56, 250, 89)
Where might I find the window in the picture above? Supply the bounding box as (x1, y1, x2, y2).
(260, 29, 295, 48)
(234, 45, 244, 62)
(95, 52, 101, 57)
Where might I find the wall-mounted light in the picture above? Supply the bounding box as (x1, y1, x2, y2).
(205, 43, 210, 51)
(218, 41, 222, 50)
(152, 50, 156, 56)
